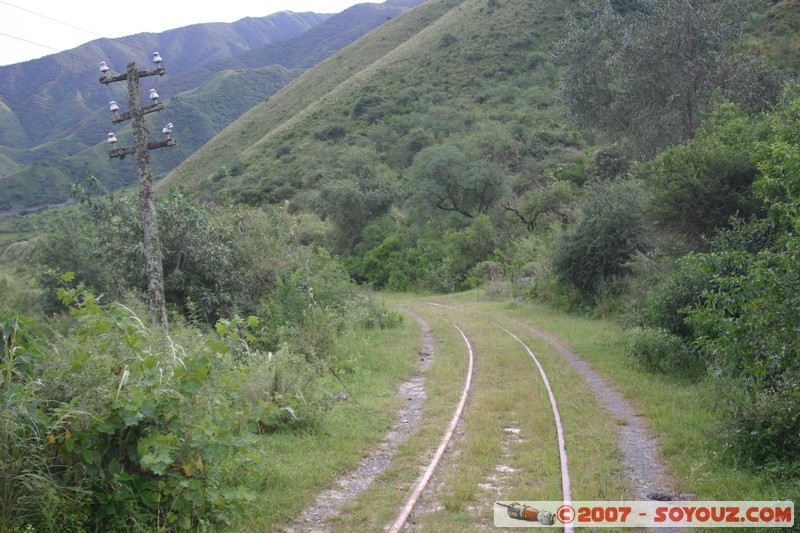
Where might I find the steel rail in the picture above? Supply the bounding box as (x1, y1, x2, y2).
(388, 323, 474, 532)
(500, 326, 573, 533)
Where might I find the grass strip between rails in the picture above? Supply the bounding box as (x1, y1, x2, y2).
(337, 294, 625, 532)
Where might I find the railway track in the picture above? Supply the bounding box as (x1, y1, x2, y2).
(286, 297, 677, 532)
(388, 310, 575, 532)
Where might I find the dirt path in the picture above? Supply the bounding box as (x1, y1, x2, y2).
(283, 315, 435, 533)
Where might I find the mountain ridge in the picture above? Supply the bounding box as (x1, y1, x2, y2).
(0, 1, 424, 213)
(0, 11, 329, 148)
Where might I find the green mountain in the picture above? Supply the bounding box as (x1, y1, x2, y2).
(161, 0, 585, 212)
(0, 2, 423, 213)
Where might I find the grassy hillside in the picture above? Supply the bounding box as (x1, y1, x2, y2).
(160, 0, 466, 192)
(747, 0, 800, 69)
(161, 0, 578, 195)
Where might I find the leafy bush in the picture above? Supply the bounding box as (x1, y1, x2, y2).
(46, 286, 265, 529)
(35, 186, 242, 322)
(712, 376, 800, 471)
(355, 233, 420, 290)
(553, 178, 647, 297)
(645, 103, 766, 247)
(34, 188, 370, 337)
(626, 326, 703, 376)
(678, 85, 800, 467)
(352, 298, 404, 330)
(467, 260, 505, 288)
(1, 280, 346, 531)
(638, 260, 711, 339)
(312, 121, 347, 141)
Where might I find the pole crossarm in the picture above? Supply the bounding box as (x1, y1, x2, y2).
(99, 66, 165, 85)
(111, 103, 164, 124)
(108, 146, 135, 159)
(109, 137, 175, 159)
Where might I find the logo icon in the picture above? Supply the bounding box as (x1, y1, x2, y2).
(496, 502, 556, 525)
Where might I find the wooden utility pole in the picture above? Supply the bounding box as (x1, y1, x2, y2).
(101, 61, 174, 331)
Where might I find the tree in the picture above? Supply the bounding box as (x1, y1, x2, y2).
(503, 180, 576, 231)
(553, 178, 647, 297)
(645, 102, 768, 247)
(313, 146, 397, 251)
(407, 143, 508, 220)
(556, 0, 780, 157)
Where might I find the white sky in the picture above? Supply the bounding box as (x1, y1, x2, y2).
(0, 0, 368, 66)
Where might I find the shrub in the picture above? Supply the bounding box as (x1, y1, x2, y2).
(626, 326, 703, 376)
(45, 287, 263, 529)
(640, 260, 710, 339)
(1, 283, 338, 531)
(678, 86, 800, 467)
(35, 187, 241, 323)
(312, 122, 347, 141)
(467, 260, 505, 288)
(353, 298, 404, 330)
(645, 103, 765, 247)
(712, 374, 800, 470)
(553, 178, 647, 297)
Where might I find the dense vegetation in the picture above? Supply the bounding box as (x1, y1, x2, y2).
(1, 0, 799, 529)
(2, 193, 401, 530)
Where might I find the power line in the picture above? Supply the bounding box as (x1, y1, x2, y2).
(0, 0, 153, 58)
(0, 31, 99, 64)
(0, 0, 105, 40)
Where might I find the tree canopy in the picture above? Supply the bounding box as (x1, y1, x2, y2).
(556, 0, 784, 156)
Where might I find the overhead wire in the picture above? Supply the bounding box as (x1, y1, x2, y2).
(0, 31, 100, 64)
(0, 0, 104, 40)
(0, 0, 155, 61)
(4, 0, 232, 213)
